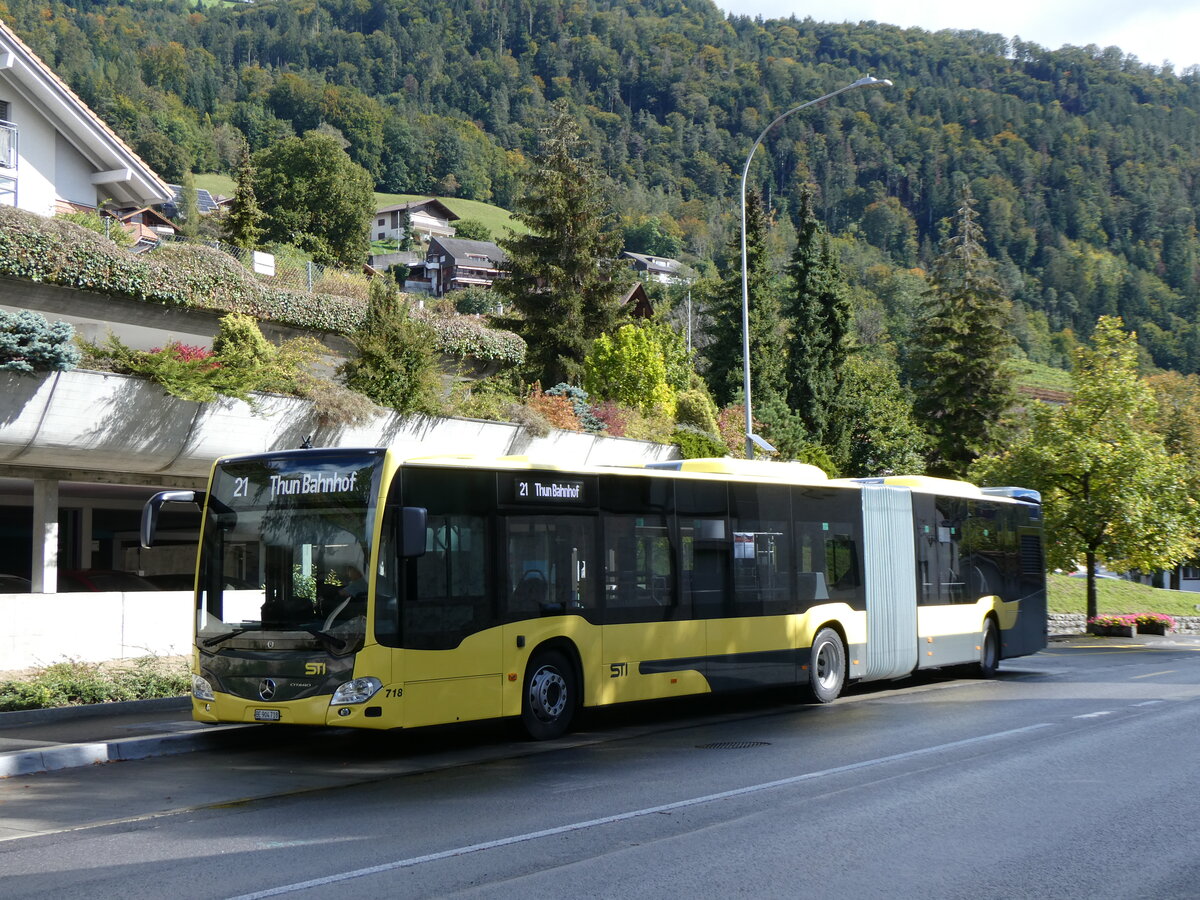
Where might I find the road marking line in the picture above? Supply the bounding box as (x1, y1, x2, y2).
(1131, 670, 1175, 679)
(1073, 711, 1114, 719)
(226, 722, 1055, 900)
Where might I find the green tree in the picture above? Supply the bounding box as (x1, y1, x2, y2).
(494, 101, 628, 385)
(840, 355, 928, 477)
(972, 317, 1200, 619)
(583, 323, 676, 416)
(453, 218, 492, 241)
(252, 131, 374, 267)
(702, 191, 788, 411)
(910, 181, 1016, 476)
(0, 310, 81, 374)
(785, 189, 853, 462)
(177, 172, 200, 238)
(222, 146, 263, 251)
(339, 280, 443, 416)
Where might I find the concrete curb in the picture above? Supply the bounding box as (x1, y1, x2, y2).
(0, 696, 190, 728)
(0, 722, 260, 778)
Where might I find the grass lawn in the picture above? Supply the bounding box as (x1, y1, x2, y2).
(1047, 573, 1200, 617)
(374, 192, 526, 239)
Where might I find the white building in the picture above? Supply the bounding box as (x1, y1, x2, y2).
(0, 17, 170, 216)
(373, 198, 459, 244)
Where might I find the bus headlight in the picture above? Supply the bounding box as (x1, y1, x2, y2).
(192, 674, 215, 701)
(330, 676, 382, 705)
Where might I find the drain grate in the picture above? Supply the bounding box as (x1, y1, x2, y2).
(695, 740, 770, 750)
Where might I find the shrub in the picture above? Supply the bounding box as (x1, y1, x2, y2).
(0, 656, 189, 711)
(339, 281, 444, 416)
(507, 402, 552, 437)
(453, 286, 496, 315)
(81, 315, 364, 421)
(592, 400, 630, 437)
(525, 384, 583, 431)
(545, 383, 606, 433)
(55, 209, 133, 247)
(452, 376, 525, 422)
(0, 309, 81, 374)
(675, 386, 720, 435)
(672, 425, 727, 459)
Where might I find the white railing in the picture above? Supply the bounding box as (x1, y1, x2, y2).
(0, 120, 16, 170)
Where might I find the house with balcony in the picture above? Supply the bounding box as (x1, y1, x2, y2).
(407, 236, 507, 296)
(374, 198, 459, 245)
(0, 17, 171, 216)
(621, 251, 695, 285)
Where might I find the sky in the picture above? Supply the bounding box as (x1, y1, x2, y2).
(716, 0, 1200, 72)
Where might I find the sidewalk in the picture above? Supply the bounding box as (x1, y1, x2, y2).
(0, 697, 260, 778)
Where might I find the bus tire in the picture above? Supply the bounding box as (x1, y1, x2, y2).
(977, 618, 1000, 678)
(521, 650, 576, 740)
(806, 627, 846, 703)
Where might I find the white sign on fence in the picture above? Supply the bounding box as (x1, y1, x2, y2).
(252, 251, 276, 276)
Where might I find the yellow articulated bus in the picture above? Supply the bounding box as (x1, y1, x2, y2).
(141, 449, 1047, 740)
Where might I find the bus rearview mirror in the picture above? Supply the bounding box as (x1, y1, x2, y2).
(141, 490, 205, 549)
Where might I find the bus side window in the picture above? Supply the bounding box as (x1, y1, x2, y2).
(730, 483, 792, 616)
(602, 514, 673, 611)
(504, 516, 595, 618)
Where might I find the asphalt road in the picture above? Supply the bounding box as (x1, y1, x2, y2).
(2, 640, 1199, 899)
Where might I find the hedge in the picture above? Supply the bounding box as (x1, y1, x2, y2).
(0, 206, 524, 365)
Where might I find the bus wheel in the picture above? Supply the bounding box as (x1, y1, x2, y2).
(806, 627, 846, 703)
(522, 650, 576, 740)
(977, 619, 1000, 678)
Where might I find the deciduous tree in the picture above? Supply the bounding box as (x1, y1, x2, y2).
(972, 317, 1200, 618)
(252, 131, 374, 268)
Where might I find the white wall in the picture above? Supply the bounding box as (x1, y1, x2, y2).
(5, 87, 58, 216)
(0, 590, 194, 670)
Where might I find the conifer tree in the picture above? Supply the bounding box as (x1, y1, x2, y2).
(222, 145, 263, 251)
(494, 100, 627, 385)
(910, 181, 1015, 476)
(178, 172, 200, 238)
(701, 191, 788, 411)
(785, 188, 852, 461)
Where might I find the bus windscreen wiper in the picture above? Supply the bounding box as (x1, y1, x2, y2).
(300, 627, 349, 653)
(201, 628, 252, 647)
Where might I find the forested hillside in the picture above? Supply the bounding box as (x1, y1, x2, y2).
(5, 0, 1200, 370)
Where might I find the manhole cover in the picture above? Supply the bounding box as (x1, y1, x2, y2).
(695, 741, 770, 749)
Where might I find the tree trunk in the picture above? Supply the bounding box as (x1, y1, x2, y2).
(1085, 549, 1098, 621)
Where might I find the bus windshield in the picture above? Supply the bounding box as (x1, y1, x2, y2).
(197, 450, 385, 655)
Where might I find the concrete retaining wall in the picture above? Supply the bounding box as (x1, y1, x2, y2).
(1, 590, 194, 671)
(1048, 612, 1200, 635)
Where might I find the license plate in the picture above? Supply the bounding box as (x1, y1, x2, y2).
(254, 709, 281, 721)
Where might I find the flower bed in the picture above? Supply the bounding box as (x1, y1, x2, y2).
(1085, 613, 1176, 637)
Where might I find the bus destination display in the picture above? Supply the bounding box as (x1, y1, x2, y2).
(512, 477, 587, 504)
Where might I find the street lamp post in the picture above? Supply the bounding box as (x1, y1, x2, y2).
(740, 75, 893, 459)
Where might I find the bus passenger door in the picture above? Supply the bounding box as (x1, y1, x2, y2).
(397, 512, 503, 727)
(601, 510, 706, 703)
(860, 486, 918, 681)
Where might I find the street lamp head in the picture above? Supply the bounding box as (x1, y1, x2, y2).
(738, 72, 893, 459)
(851, 75, 893, 89)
